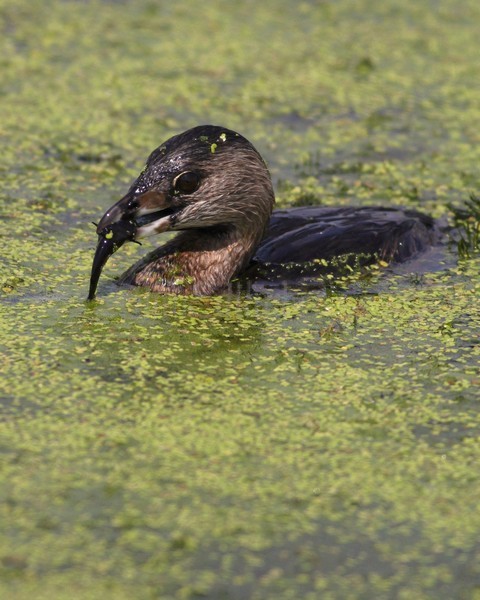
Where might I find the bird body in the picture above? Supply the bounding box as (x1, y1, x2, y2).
(119, 225, 261, 295)
(88, 125, 436, 298)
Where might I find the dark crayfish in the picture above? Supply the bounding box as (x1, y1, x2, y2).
(87, 220, 137, 300)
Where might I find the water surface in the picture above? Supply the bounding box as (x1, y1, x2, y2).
(1, 1, 480, 598)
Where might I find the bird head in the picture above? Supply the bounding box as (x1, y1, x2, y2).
(88, 125, 275, 299)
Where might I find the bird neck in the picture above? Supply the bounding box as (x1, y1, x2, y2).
(122, 225, 263, 295)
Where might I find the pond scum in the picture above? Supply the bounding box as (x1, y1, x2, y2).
(448, 195, 480, 259)
(1, 1, 480, 599)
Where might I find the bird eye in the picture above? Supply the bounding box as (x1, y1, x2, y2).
(173, 171, 200, 194)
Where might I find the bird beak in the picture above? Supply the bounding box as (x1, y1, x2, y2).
(87, 190, 179, 300)
(97, 190, 178, 238)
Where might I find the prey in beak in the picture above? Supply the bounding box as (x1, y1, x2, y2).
(87, 184, 192, 299)
(87, 219, 137, 301)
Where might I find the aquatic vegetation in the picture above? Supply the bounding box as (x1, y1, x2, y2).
(1, 0, 480, 598)
(448, 194, 480, 259)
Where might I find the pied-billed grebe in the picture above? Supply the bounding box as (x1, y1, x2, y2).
(88, 125, 437, 299)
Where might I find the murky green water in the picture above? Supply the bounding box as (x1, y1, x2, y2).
(1, 1, 480, 598)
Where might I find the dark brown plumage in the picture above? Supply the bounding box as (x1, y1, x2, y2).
(88, 125, 437, 298)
